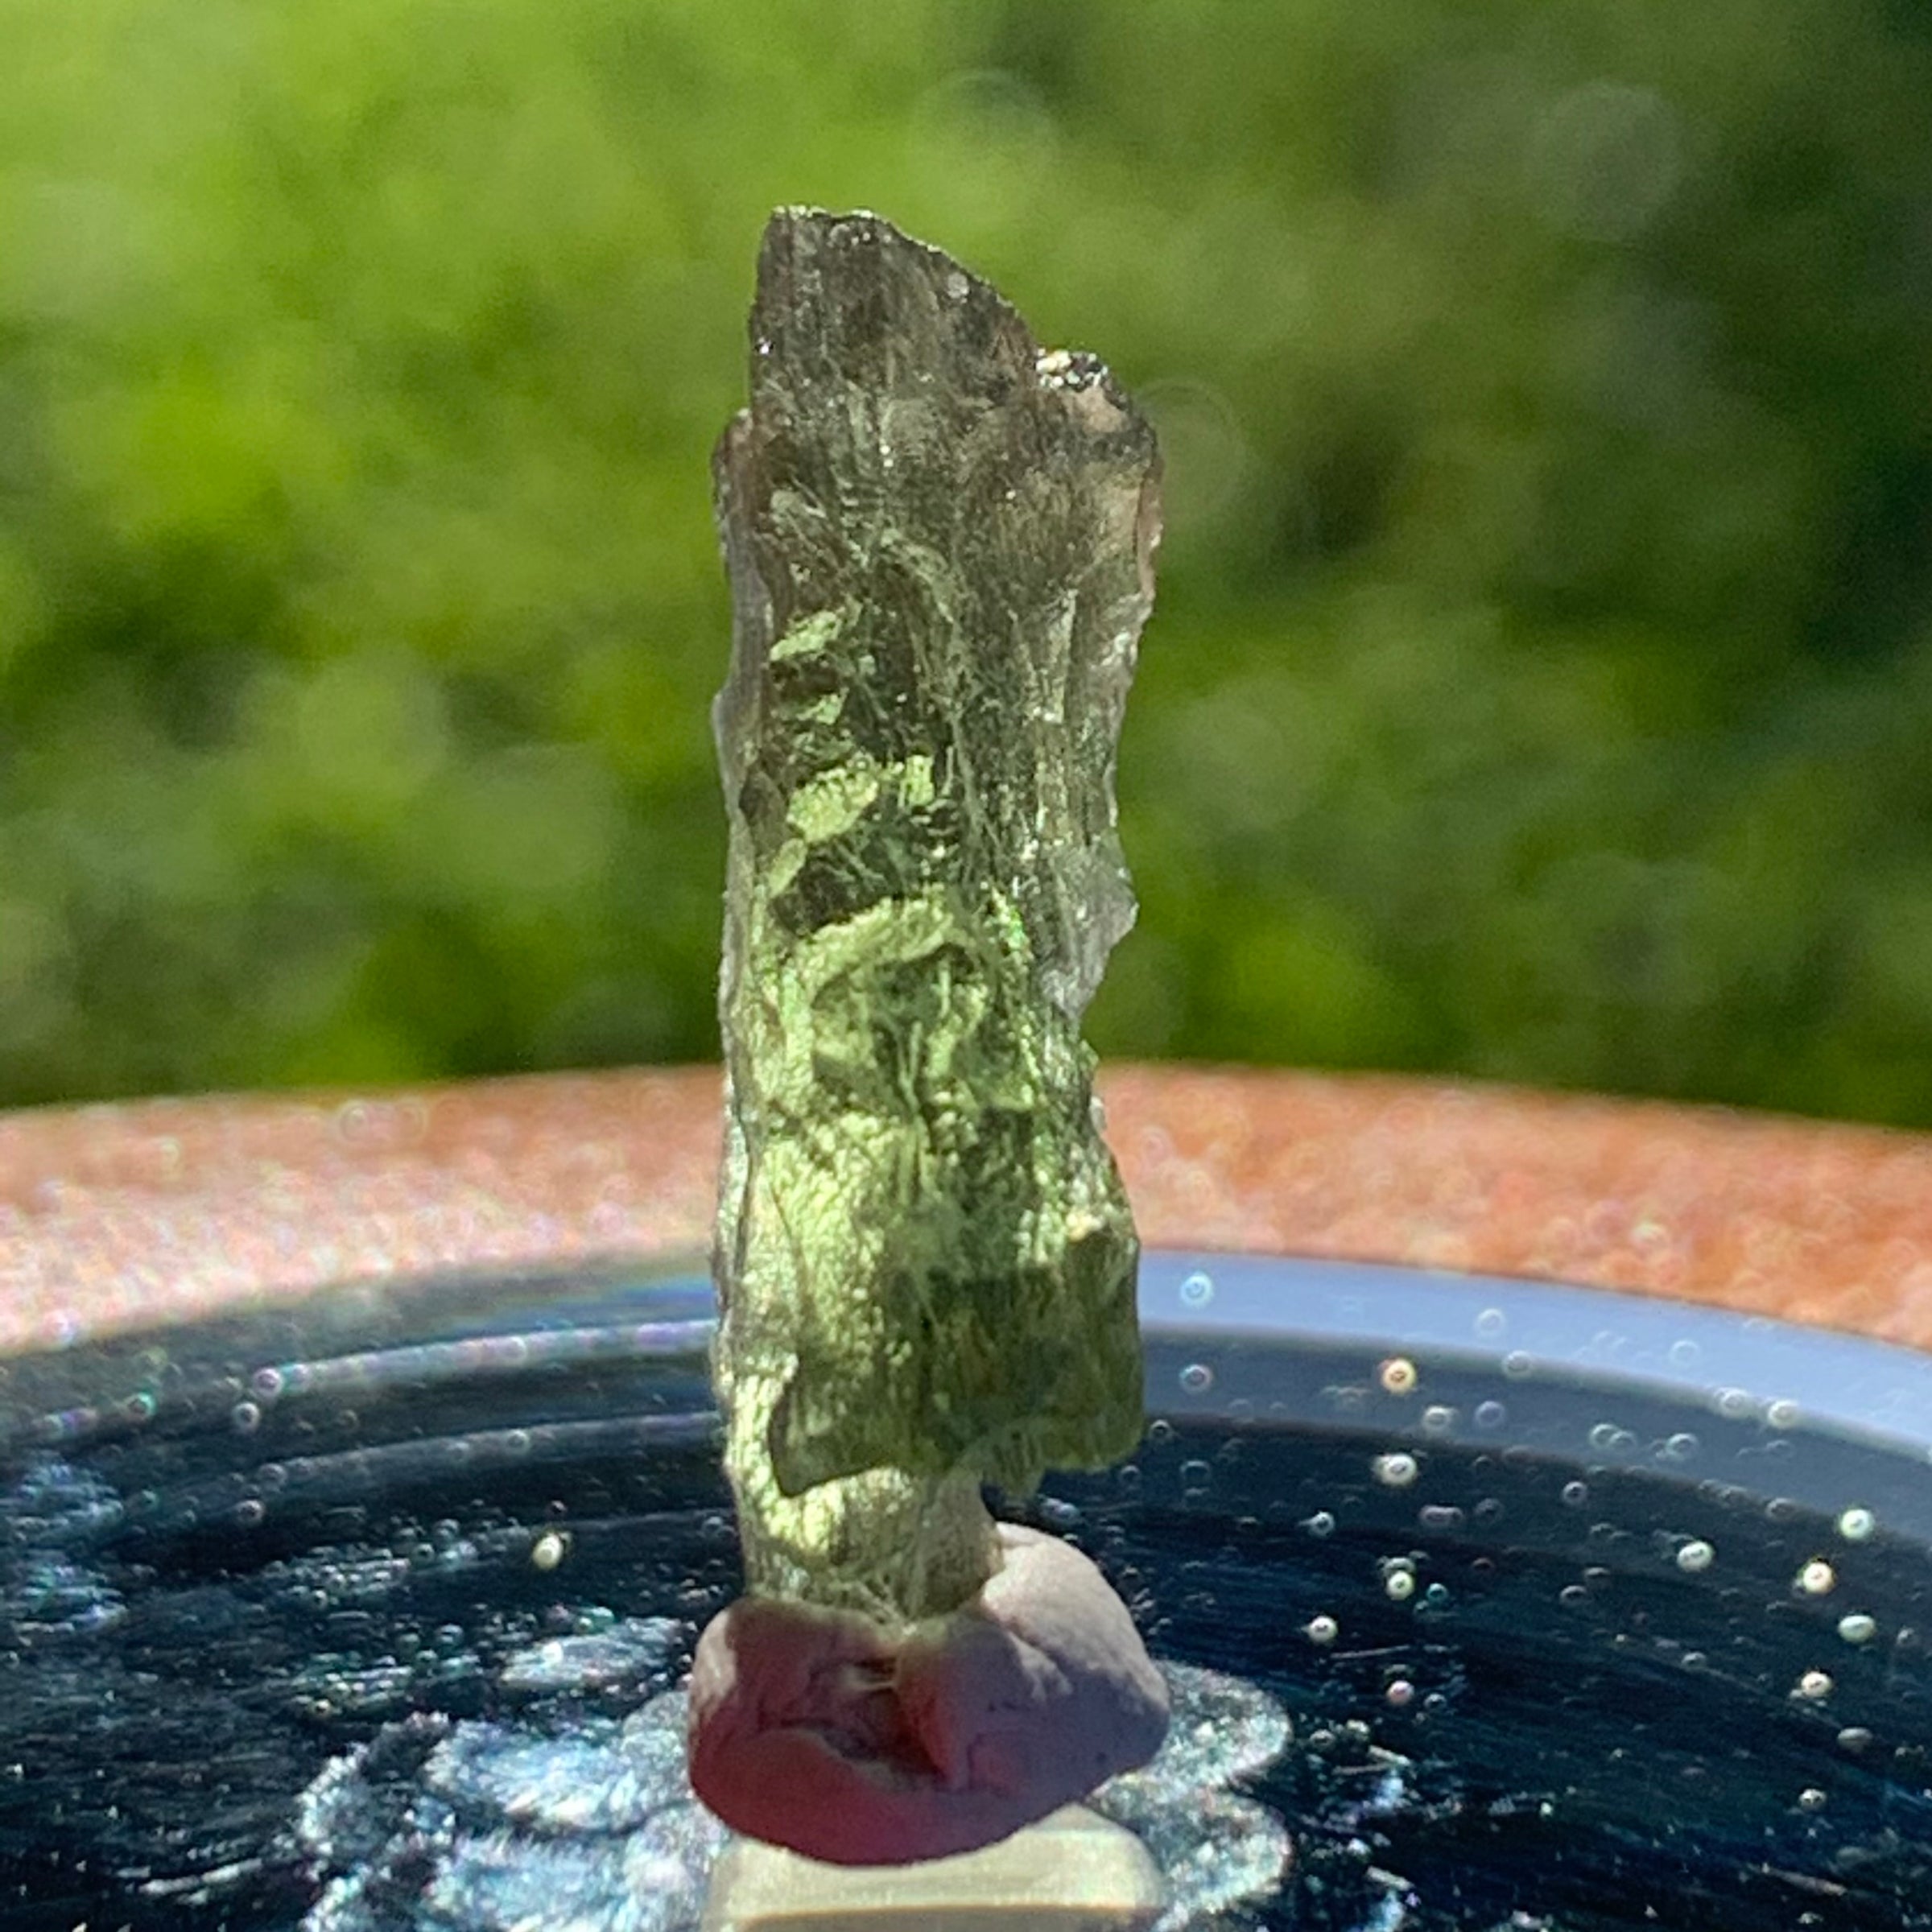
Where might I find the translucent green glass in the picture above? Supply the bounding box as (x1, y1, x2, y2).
(711, 209, 1161, 1619)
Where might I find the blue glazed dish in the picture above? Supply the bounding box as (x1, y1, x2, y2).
(2, 1252, 1928, 1928)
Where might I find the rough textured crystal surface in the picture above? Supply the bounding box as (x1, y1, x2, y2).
(711, 208, 1161, 1621)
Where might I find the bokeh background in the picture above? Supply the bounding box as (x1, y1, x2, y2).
(2, 1, 1930, 1123)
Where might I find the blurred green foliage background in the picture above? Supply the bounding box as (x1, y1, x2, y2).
(2, 0, 1931, 1122)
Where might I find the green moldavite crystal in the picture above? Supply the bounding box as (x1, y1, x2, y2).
(712, 208, 1161, 1622)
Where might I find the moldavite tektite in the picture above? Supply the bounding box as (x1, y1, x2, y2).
(711, 208, 1161, 1622)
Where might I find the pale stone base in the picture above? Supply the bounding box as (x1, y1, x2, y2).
(700, 1803, 1163, 1932)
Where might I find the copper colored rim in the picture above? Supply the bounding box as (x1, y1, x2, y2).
(2, 1064, 1930, 1356)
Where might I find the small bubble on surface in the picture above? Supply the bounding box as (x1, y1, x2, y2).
(1836, 1613, 1877, 1645)
(1179, 1362, 1214, 1395)
(1797, 1786, 1827, 1811)
(1382, 1563, 1418, 1602)
(1303, 1510, 1336, 1538)
(530, 1531, 569, 1573)
(1421, 1404, 1456, 1434)
(1561, 1480, 1590, 1508)
(1796, 1559, 1836, 1597)
(1373, 1452, 1419, 1488)
(1676, 1539, 1715, 1574)
(1837, 1506, 1876, 1542)
(231, 1400, 262, 1434)
(1385, 1678, 1416, 1707)
(1794, 1670, 1834, 1701)
(1147, 1419, 1176, 1445)
(1765, 1399, 1801, 1430)
(1307, 1614, 1339, 1645)
(1179, 1270, 1215, 1307)
(1836, 1727, 1874, 1753)
(1476, 1307, 1506, 1339)
(1377, 1357, 1418, 1396)
(1180, 1458, 1212, 1492)
(1501, 1350, 1534, 1380)
(1474, 1401, 1507, 1429)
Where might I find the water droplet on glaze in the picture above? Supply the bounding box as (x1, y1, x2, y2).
(1795, 1559, 1836, 1597)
